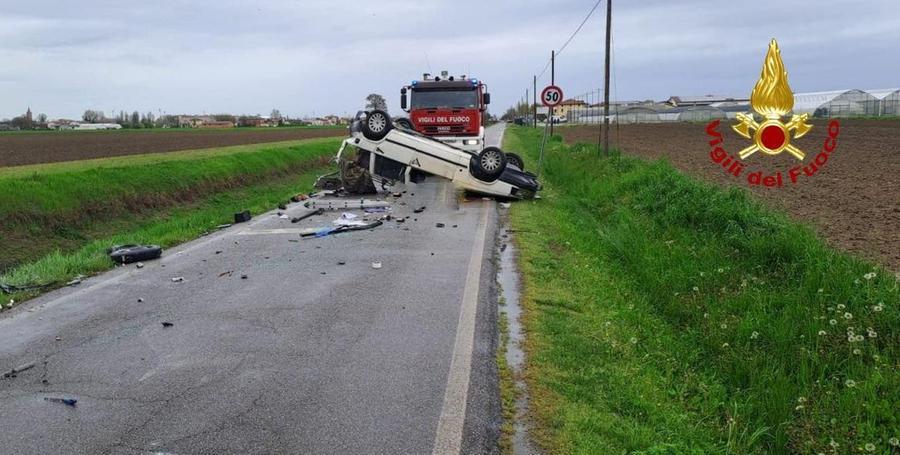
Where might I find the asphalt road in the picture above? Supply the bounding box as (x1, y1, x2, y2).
(0, 123, 507, 454)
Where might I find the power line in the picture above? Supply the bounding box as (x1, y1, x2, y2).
(535, 0, 603, 81)
(530, 0, 603, 106)
(556, 0, 602, 57)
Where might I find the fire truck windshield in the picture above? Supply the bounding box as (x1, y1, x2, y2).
(410, 89, 479, 109)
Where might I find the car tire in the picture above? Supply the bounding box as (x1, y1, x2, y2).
(108, 245, 162, 264)
(469, 146, 507, 182)
(395, 118, 414, 131)
(505, 152, 525, 170)
(361, 110, 392, 141)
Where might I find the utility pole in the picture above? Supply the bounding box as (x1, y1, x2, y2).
(600, 0, 612, 156)
(550, 50, 555, 136)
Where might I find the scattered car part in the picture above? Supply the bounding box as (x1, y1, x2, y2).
(372, 261, 383, 269)
(44, 397, 77, 407)
(291, 208, 325, 223)
(303, 199, 391, 211)
(171, 277, 185, 283)
(108, 245, 162, 264)
(161, 322, 174, 328)
(2, 361, 35, 379)
(301, 220, 384, 238)
(234, 210, 252, 223)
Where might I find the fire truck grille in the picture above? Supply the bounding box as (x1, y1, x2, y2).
(423, 125, 468, 134)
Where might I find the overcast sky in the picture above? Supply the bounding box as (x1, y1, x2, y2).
(2, 0, 898, 119)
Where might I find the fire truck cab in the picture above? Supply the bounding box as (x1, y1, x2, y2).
(399, 71, 489, 153)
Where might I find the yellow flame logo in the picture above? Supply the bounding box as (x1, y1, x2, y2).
(750, 39, 794, 119)
(732, 39, 812, 160)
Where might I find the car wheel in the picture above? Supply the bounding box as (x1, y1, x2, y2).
(395, 118, 414, 130)
(470, 146, 507, 182)
(361, 110, 392, 141)
(505, 152, 525, 170)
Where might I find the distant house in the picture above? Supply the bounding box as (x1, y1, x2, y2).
(554, 99, 588, 118)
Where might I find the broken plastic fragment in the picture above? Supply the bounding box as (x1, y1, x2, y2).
(44, 397, 77, 407)
(371, 261, 383, 269)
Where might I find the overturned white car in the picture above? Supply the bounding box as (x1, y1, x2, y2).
(332, 110, 540, 199)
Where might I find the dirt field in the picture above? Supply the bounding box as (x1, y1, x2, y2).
(0, 127, 345, 167)
(559, 119, 900, 271)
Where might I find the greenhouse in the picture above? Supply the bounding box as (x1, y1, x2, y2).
(676, 106, 727, 122)
(793, 89, 879, 117)
(870, 88, 900, 116)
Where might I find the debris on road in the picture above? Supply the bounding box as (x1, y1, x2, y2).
(301, 220, 384, 238)
(278, 203, 287, 210)
(135, 262, 144, 269)
(44, 397, 77, 407)
(161, 322, 174, 328)
(304, 199, 391, 211)
(66, 276, 85, 287)
(218, 271, 234, 278)
(291, 194, 309, 203)
(333, 212, 370, 227)
(241, 274, 248, 279)
(372, 261, 383, 269)
(436, 223, 445, 228)
(108, 245, 163, 264)
(291, 208, 325, 223)
(234, 210, 252, 223)
(338, 261, 346, 265)
(413, 206, 426, 213)
(171, 277, 185, 283)
(499, 202, 511, 209)
(2, 361, 35, 379)
(216, 224, 232, 230)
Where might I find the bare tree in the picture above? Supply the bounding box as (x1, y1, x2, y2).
(365, 94, 387, 111)
(131, 111, 140, 128)
(36, 113, 48, 126)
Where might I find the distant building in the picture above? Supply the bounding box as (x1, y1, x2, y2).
(666, 95, 748, 107)
(554, 99, 588, 118)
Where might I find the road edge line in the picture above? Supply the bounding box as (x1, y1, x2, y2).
(432, 200, 491, 455)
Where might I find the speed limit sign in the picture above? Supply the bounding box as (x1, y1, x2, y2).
(541, 85, 563, 107)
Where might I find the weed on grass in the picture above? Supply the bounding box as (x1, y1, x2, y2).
(504, 126, 898, 454)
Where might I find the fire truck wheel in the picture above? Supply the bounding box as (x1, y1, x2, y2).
(505, 152, 525, 170)
(361, 110, 393, 140)
(395, 118, 414, 130)
(470, 147, 507, 182)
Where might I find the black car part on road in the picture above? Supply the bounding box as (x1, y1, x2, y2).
(107, 245, 163, 264)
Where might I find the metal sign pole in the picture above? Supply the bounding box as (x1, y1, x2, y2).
(537, 114, 550, 181)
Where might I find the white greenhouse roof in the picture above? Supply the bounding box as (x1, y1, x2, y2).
(867, 88, 900, 100)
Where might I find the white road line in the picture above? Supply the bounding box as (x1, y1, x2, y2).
(432, 200, 490, 455)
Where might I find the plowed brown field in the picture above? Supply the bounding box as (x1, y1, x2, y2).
(0, 127, 345, 167)
(559, 120, 900, 271)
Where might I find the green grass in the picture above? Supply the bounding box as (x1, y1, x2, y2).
(0, 138, 341, 305)
(504, 126, 898, 454)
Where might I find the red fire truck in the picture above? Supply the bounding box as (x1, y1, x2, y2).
(399, 71, 490, 152)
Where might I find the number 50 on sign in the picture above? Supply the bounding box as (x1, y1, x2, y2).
(541, 85, 563, 107)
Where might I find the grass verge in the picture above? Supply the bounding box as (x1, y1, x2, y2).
(1, 138, 340, 306)
(504, 126, 898, 454)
